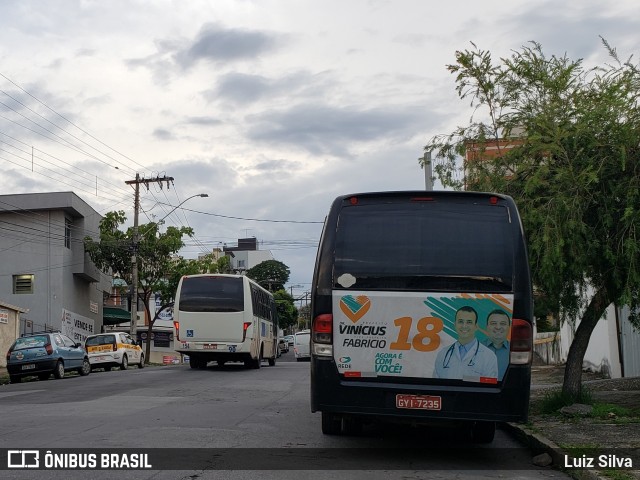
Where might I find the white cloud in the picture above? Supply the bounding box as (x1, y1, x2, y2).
(1, 0, 639, 295)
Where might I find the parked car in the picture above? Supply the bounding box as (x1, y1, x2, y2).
(6, 331, 91, 383)
(279, 338, 289, 354)
(293, 330, 311, 361)
(284, 335, 295, 346)
(84, 332, 145, 371)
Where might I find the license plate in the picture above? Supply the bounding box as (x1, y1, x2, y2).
(396, 394, 442, 410)
(22, 364, 36, 370)
(203, 344, 217, 349)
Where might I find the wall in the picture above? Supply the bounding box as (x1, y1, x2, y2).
(558, 301, 622, 378)
(0, 302, 23, 367)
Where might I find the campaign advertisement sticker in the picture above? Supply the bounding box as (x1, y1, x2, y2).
(332, 292, 514, 383)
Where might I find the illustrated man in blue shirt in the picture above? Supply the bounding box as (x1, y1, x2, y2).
(482, 309, 511, 380)
(433, 306, 498, 381)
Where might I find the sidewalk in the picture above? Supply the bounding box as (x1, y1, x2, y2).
(505, 356, 640, 479)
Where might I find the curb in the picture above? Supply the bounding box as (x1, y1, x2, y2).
(502, 422, 608, 480)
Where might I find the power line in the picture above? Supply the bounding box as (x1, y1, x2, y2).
(153, 203, 324, 224)
(0, 131, 132, 197)
(0, 72, 149, 174)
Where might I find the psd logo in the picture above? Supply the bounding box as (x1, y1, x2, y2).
(8, 450, 39, 468)
(339, 295, 371, 323)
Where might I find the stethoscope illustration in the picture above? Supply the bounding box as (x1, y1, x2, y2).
(442, 341, 480, 368)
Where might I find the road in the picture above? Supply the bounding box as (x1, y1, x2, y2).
(0, 352, 571, 480)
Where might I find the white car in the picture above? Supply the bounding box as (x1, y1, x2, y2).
(84, 332, 145, 371)
(293, 330, 311, 361)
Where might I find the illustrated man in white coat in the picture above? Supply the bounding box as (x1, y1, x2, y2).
(433, 306, 498, 382)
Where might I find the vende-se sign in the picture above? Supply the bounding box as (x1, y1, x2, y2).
(0, 308, 9, 324)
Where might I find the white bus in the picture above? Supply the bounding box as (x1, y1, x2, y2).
(173, 274, 278, 369)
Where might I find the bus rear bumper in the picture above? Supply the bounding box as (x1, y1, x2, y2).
(310, 357, 530, 424)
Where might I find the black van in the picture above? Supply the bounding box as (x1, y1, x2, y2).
(310, 191, 533, 442)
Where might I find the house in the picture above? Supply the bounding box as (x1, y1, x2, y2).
(223, 237, 274, 273)
(0, 192, 111, 343)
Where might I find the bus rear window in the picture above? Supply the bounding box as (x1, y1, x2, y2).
(179, 276, 244, 312)
(333, 202, 514, 292)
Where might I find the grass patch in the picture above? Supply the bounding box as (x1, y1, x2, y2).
(600, 470, 637, 480)
(539, 388, 593, 414)
(535, 388, 640, 423)
(591, 403, 632, 419)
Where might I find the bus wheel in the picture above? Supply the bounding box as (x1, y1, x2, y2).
(189, 356, 201, 369)
(252, 352, 262, 369)
(470, 421, 495, 444)
(321, 412, 342, 435)
(342, 416, 362, 436)
(268, 351, 276, 366)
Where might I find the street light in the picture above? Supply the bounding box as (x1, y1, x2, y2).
(157, 193, 209, 225)
(129, 192, 208, 336)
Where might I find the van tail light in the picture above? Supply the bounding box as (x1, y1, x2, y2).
(509, 319, 532, 365)
(173, 321, 180, 341)
(312, 314, 333, 357)
(45, 343, 53, 355)
(242, 322, 252, 342)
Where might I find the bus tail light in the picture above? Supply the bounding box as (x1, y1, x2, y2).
(509, 319, 532, 365)
(242, 322, 252, 342)
(312, 314, 333, 357)
(173, 321, 180, 341)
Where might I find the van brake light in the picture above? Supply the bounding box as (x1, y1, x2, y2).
(510, 319, 532, 365)
(312, 314, 333, 357)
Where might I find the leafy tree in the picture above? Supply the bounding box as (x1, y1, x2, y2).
(297, 303, 311, 330)
(273, 289, 298, 331)
(85, 211, 195, 363)
(245, 260, 290, 292)
(423, 40, 640, 399)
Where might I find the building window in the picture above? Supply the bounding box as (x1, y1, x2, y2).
(65, 218, 71, 249)
(13, 274, 34, 294)
(238, 260, 246, 269)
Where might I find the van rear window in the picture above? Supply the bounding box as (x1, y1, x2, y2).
(179, 276, 244, 313)
(333, 202, 514, 292)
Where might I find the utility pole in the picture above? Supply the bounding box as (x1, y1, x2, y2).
(422, 151, 433, 190)
(125, 174, 174, 336)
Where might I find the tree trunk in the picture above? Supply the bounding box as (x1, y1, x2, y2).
(562, 285, 611, 399)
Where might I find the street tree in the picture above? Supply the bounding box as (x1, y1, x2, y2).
(423, 40, 640, 399)
(84, 211, 195, 363)
(273, 289, 298, 331)
(245, 260, 290, 292)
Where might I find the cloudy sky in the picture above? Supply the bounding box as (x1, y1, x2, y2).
(1, 0, 638, 301)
